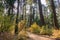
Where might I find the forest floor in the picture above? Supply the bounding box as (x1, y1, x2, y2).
(27, 32, 59, 40)
(0, 32, 60, 40)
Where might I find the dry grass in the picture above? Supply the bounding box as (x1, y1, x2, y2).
(18, 30, 29, 40)
(50, 29, 60, 38)
(18, 20, 26, 32)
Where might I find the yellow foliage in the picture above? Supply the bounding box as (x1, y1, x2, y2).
(28, 24, 52, 35)
(18, 20, 26, 32)
(28, 22, 40, 34)
(31, 22, 40, 29)
(40, 26, 45, 34)
(51, 29, 60, 38)
(18, 30, 28, 40)
(9, 25, 15, 35)
(18, 30, 27, 37)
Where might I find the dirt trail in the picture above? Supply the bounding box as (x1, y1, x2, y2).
(27, 32, 56, 40)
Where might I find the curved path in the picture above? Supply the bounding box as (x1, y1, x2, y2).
(27, 32, 56, 40)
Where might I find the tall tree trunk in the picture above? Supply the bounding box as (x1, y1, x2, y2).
(38, 0, 45, 26)
(50, 0, 59, 29)
(32, 8, 35, 22)
(32, 0, 37, 23)
(15, 0, 20, 34)
(8, 7, 11, 16)
(29, 5, 32, 26)
(11, 7, 13, 14)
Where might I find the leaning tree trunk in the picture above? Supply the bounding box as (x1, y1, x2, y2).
(38, 0, 45, 26)
(50, 0, 59, 29)
(15, 0, 20, 34)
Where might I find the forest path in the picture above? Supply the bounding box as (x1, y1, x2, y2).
(27, 32, 56, 40)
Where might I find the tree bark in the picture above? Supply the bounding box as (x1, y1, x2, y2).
(8, 7, 11, 16)
(50, 0, 59, 29)
(38, 0, 45, 26)
(15, 0, 20, 34)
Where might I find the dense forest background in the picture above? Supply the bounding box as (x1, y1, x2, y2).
(0, 0, 60, 40)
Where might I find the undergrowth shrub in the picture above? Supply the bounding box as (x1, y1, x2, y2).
(28, 22, 40, 34)
(28, 23, 52, 35)
(40, 25, 53, 35)
(18, 20, 26, 32)
(51, 29, 60, 38)
(18, 30, 28, 40)
(0, 15, 14, 32)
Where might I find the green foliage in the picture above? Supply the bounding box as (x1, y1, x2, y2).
(5, 0, 16, 7)
(34, 16, 42, 26)
(40, 25, 53, 35)
(44, 13, 54, 26)
(0, 15, 15, 32)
